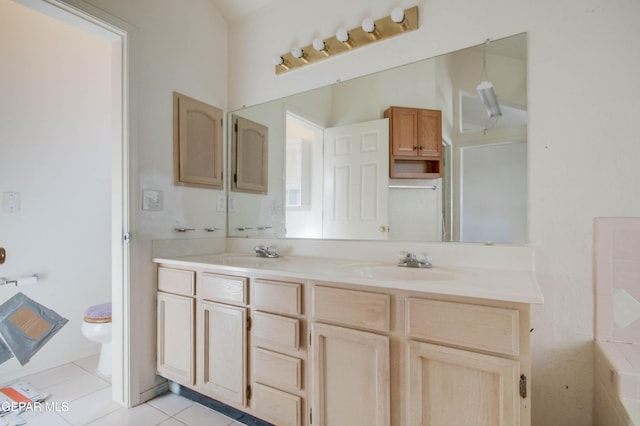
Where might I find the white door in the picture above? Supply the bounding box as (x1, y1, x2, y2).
(323, 119, 389, 240)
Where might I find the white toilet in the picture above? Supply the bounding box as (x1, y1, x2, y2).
(81, 302, 112, 376)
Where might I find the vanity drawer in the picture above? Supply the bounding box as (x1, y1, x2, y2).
(252, 383, 302, 426)
(198, 273, 248, 305)
(312, 286, 391, 332)
(158, 267, 194, 296)
(406, 298, 520, 356)
(253, 347, 303, 392)
(252, 311, 300, 351)
(253, 279, 302, 316)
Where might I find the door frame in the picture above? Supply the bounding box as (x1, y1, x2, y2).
(20, 0, 135, 407)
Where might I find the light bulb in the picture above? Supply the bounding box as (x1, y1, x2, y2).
(313, 38, 325, 51)
(271, 55, 284, 66)
(391, 7, 405, 23)
(336, 28, 349, 43)
(291, 47, 304, 59)
(362, 17, 375, 33)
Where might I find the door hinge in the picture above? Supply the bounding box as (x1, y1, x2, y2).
(246, 316, 252, 331)
(234, 121, 238, 132)
(123, 232, 131, 243)
(309, 331, 312, 346)
(310, 407, 312, 424)
(519, 374, 527, 398)
(246, 385, 252, 401)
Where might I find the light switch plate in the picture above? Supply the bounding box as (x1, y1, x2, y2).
(142, 189, 164, 211)
(216, 195, 226, 212)
(3, 191, 20, 212)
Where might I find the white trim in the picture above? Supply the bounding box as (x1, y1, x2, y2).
(17, 0, 135, 408)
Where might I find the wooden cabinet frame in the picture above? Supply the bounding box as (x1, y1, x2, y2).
(173, 92, 223, 189)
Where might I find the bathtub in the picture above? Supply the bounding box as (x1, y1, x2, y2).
(594, 341, 640, 425)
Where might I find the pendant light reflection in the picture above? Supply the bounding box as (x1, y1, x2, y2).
(476, 39, 502, 119)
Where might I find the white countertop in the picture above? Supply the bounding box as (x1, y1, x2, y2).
(153, 253, 544, 305)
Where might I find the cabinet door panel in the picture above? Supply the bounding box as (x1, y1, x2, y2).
(407, 341, 520, 426)
(417, 109, 442, 157)
(157, 292, 194, 384)
(253, 383, 302, 426)
(198, 301, 247, 406)
(312, 323, 390, 426)
(389, 107, 418, 156)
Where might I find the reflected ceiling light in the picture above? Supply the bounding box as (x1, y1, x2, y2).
(477, 81, 502, 118)
(476, 39, 502, 118)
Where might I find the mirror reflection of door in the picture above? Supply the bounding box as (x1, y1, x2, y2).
(322, 119, 389, 240)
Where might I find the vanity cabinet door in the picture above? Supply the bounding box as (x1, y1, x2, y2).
(407, 340, 521, 426)
(157, 292, 194, 385)
(197, 300, 248, 406)
(311, 323, 390, 426)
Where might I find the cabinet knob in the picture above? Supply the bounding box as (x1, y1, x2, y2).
(0, 247, 5, 265)
(378, 226, 388, 233)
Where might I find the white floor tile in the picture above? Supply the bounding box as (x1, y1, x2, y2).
(157, 418, 188, 426)
(17, 410, 71, 426)
(73, 354, 99, 372)
(22, 363, 88, 389)
(146, 392, 194, 416)
(173, 403, 236, 426)
(58, 386, 121, 425)
(86, 402, 170, 426)
(44, 371, 110, 403)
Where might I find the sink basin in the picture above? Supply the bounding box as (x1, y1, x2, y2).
(215, 254, 286, 267)
(351, 265, 467, 281)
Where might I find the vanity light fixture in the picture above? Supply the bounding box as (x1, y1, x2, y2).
(274, 5, 419, 74)
(313, 38, 329, 56)
(361, 17, 379, 39)
(391, 7, 405, 24)
(272, 55, 290, 70)
(476, 39, 502, 119)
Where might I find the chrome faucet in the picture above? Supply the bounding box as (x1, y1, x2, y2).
(398, 252, 432, 269)
(254, 245, 279, 258)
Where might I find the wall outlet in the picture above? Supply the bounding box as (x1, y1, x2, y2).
(3, 191, 20, 212)
(142, 189, 164, 211)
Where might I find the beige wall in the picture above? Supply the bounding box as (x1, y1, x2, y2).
(228, 0, 640, 424)
(0, 1, 113, 382)
(80, 0, 229, 401)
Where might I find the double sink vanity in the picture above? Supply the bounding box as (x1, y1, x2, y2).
(153, 242, 543, 426)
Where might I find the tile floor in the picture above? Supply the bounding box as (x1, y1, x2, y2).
(3, 355, 245, 426)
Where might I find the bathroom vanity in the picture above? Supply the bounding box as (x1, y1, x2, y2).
(153, 252, 542, 426)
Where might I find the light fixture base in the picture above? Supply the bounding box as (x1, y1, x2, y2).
(275, 6, 419, 75)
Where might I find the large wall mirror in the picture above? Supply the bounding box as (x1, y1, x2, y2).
(227, 33, 527, 243)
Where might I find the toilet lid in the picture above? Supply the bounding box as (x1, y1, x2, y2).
(84, 302, 112, 323)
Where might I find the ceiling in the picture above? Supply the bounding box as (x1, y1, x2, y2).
(209, 0, 272, 22)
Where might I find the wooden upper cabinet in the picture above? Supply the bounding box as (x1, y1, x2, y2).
(173, 92, 223, 189)
(417, 108, 442, 157)
(232, 115, 269, 194)
(384, 106, 442, 178)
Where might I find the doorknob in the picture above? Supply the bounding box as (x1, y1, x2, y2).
(0, 247, 5, 265)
